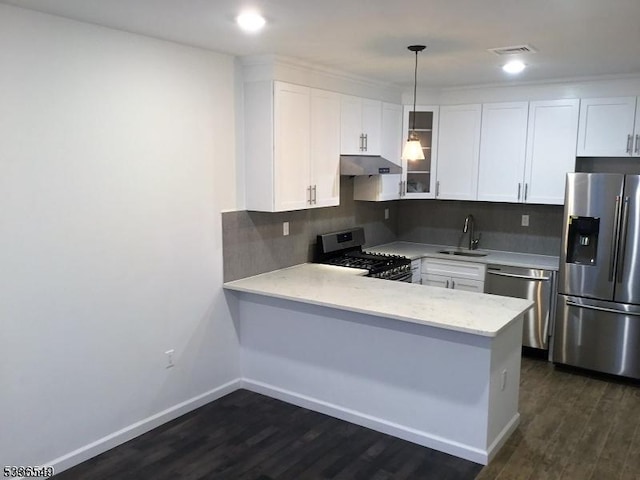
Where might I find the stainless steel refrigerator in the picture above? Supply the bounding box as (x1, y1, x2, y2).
(554, 173, 640, 378)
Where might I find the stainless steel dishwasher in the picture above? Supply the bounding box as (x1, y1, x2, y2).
(484, 264, 556, 351)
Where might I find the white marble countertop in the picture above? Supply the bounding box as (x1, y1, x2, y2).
(224, 263, 533, 338)
(367, 241, 560, 271)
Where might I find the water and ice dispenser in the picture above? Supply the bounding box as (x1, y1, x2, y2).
(566, 216, 600, 265)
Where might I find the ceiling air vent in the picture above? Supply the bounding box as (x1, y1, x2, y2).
(488, 44, 537, 56)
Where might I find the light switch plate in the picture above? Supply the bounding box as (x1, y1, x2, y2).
(283, 221, 289, 236)
(521, 215, 529, 227)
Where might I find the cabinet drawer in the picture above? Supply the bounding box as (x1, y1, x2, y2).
(422, 273, 450, 288)
(421, 258, 486, 281)
(450, 278, 484, 293)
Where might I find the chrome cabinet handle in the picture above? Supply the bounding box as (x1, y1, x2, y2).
(636, 134, 640, 154)
(445, 279, 449, 288)
(627, 134, 633, 154)
(364, 134, 368, 152)
(312, 185, 317, 204)
(359, 134, 365, 152)
(517, 183, 522, 201)
(524, 183, 529, 201)
(617, 196, 630, 283)
(436, 180, 440, 197)
(451, 280, 455, 289)
(307, 186, 312, 204)
(609, 195, 622, 282)
(399, 181, 403, 196)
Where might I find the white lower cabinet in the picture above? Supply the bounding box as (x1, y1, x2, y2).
(421, 258, 486, 293)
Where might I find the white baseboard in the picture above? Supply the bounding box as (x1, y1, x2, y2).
(242, 378, 490, 465)
(486, 412, 520, 463)
(36, 376, 516, 478)
(45, 378, 242, 476)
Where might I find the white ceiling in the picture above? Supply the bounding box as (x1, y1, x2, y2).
(3, 0, 640, 89)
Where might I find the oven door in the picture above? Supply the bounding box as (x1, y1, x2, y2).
(394, 271, 413, 282)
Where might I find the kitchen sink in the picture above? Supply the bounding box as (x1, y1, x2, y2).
(437, 249, 487, 257)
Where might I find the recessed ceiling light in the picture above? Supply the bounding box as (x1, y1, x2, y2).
(236, 10, 266, 33)
(503, 60, 526, 74)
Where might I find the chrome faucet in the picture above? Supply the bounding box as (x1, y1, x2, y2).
(462, 214, 480, 250)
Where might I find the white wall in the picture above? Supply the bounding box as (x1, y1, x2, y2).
(0, 4, 240, 470)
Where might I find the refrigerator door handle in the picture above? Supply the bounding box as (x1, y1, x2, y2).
(566, 300, 640, 317)
(617, 196, 631, 283)
(609, 195, 622, 282)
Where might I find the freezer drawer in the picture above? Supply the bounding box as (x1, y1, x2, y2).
(485, 265, 554, 350)
(554, 294, 640, 379)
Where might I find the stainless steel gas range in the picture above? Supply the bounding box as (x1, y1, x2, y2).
(315, 228, 412, 281)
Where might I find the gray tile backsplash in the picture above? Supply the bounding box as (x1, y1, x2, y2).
(222, 177, 397, 281)
(223, 179, 564, 281)
(396, 199, 563, 256)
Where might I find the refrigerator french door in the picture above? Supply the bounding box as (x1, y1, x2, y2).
(554, 173, 640, 379)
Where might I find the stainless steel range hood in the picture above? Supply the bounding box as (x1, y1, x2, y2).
(340, 155, 402, 176)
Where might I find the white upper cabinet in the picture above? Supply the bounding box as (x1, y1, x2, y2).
(353, 102, 403, 201)
(435, 104, 481, 201)
(340, 95, 382, 155)
(245, 80, 340, 212)
(310, 88, 341, 208)
(576, 97, 640, 157)
(477, 102, 529, 202)
(524, 99, 580, 205)
(402, 105, 439, 199)
(273, 82, 311, 211)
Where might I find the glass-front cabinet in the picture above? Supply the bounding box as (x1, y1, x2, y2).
(402, 106, 439, 198)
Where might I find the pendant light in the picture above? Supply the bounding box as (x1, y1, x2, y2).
(402, 45, 426, 161)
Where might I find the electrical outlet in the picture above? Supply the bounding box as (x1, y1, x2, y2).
(165, 349, 175, 369)
(283, 221, 289, 236)
(521, 214, 529, 227)
(384, 208, 389, 220)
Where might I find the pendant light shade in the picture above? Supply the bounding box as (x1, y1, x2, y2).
(402, 132, 425, 161)
(402, 45, 426, 161)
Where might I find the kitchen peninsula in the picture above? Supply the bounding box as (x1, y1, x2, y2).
(224, 263, 532, 464)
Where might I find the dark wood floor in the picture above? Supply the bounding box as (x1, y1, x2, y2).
(477, 356, 640, 480)
(52, 356, 640, 480)
(52, 390, 482, 480)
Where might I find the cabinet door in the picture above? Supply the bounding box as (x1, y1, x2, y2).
(422, 273, 451, 289)
(576, 97, 637, 157)
(353, 102, 402, 201)
(274, 82, 311, 211)
(436, 104, 481, 201)
(402, 105, 439, 199)
(477, 102, 529, 203)
(340, 95, 363, 154)
(310, 89, 341, 208)
(524, 99, 579, 205)
(361, 98, 382, 154)
(451, 278, 484, 293)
